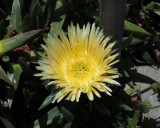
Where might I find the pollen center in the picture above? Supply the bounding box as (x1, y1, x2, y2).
(65, 57, 94, 84)
(71, 61, 89, 79)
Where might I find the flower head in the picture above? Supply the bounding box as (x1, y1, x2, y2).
(35, 23, 120, 103)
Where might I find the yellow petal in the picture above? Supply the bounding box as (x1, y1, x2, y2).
(87, 89, 94, 101)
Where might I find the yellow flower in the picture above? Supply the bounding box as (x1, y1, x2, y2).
(35, 23, 120, 103)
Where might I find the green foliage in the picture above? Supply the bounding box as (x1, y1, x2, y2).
(125, 86, 140, 95)
(30, 0, 43, 29)
(146, 2, 160, 16)
(0, 29, 43, 55)
(152, 82, 160, 94)
(0, 0, 159, 128)
(142, 52, 156, 66)
(152, 82, 160, 101)
(140, 101, 152, 113)
(61, 107, 74, 122)
(49, 0, 68, 37)
(0, 65, 12, 85)
(38, 93, 56, 110)
(8, 0, 22, 33)
(124, 20, 151, 38)
(127, 110, 140, 128)
(33, 107, 60, 128)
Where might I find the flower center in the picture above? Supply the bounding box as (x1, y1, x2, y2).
(65, 57, 94, 84)
(71, 61, 90, 79)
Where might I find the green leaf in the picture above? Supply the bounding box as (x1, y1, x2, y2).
(113, 113, 126, 128)
(0, 66, 12, 85)
(4, 63, 22, 108)
(146, 2, 155, 10)
(44, 0, 58, 28)
(6, 63, 22, 106)
(2, 56, 10, 62)
(130, 37, 143, 45)
(124, 20, 151, 38)
(50, 0, 68, 37)
(142, 52, 156, 65)
(113, 117, 126, 128)
(51, 115, 63, 127)
(140, 101, 152, 113)
(63, 121, 72, 128)
(33, 107, 60, 128)
(0, 29, 43, 55)
(146, 2, 160, 16)
(125, 86, 140, 95)
(30, 0, 45, 29)
(94, 100, 111, 116)
(127, 110, 139, 128)
(119, 104, 133, 111)
(134, 57, 146, 64)
(122, 34, 132, 49)
(0, 65, 19, 108)
(152, 82, 160, 94)
(61, 107, 74, 122)
(7, 63, 22, 89)
(8, 0, 22, 33)
(38, 93, 56, 110)
(0, 20, 6, 39)
(122, 36, 144, 47)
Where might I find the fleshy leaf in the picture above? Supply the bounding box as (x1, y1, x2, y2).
(125, 86, 140, 95)
(124, 20, 151, 38)
(33, 107, 60, 128)
(0, 29, 43, 55)
(0, 66, 12, 85)
(38, 93, 56, 110)
(61, 107, 74, 122)
(140, 101, 152, 113)
(142, 52, 156, 65)
(50, 0, 68, 37)
(44, 0, 57, 28)
(119, 104, 133, 111)
(8, 0, 22, 33)
(127, 110, 139, 128)
(30, 0, 44, 29)
(7, 63, 22, 89)
(146, 2, 160, 16)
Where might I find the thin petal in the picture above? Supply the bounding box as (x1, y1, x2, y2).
(91, 87, 101, 98)
(87, 89, 94, 101)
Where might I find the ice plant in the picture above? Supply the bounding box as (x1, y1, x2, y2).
(0, 30, 43, 55)
(35, 23, 120, 103)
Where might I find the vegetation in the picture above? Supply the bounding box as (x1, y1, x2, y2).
(0, 0, 160, 128)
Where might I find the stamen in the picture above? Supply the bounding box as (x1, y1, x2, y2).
(66, 57, 94, 84)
